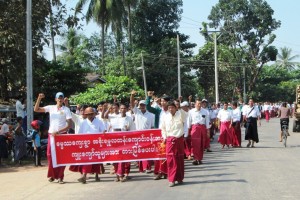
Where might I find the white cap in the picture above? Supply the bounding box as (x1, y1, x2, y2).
(139, 100, 146, 105)
(180, 101, 189, 107)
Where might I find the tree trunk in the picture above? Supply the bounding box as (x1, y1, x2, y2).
(101, 17, 105, 76)
(128, 4, 132, 45)
(0, 66, 9, 101)
(49, 0, 56, 61)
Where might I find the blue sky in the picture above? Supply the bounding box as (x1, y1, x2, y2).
(44, 0, 300, 61)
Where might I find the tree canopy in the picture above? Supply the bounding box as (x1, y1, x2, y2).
(1, 0, 298, 105)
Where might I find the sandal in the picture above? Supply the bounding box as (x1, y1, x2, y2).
(115, 175, 120, 182)
(95, 174, 100, 182)
(48, 178, 55, 182)
(169, 182, 175, 187)
(58, 179, 65, 184)
(120, 177, 126, 182)
(78, 177, 86, 184)
(153, 173, 162, 180)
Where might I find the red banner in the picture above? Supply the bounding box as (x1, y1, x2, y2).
(50, 129, 166, 167)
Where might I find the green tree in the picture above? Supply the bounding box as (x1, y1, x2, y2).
(75, 0, 125, 74)
(56, 28, 85, 66)
(0, 0, 51, 100)
(71, 75, 144, 105)
(205, 0, 281, 95)
(33, 60, 88, 104)
(129, 0, 197, 98)
(276, 47, 299, 71)
(253, 65, 300, 102)
(193, 42, 244, 102)
(123, 0, 138, 45)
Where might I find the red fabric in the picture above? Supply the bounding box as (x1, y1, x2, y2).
(191, 124, 206, 161)
(47, 135, 65, 179)
(218, 121, 233, 146)
(114, 162, 131, 176)
(124, 162, 131, 175)
(232, 122, 241, 147)
(138, 160, 152, 172)
(271, 110, 275, 118)
(69, 165, 82, 172)
(154, 160, 167, 175)
(265, 110, 270, 121)
(69, 164, 104, 174)
(204, 131, 210, 149)
(184, 135, 192, 157)
(166, 136, 184, 183)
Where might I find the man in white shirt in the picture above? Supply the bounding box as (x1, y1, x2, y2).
(34, 92, 72, 184)
(187, 99, 210, 165)
(161, 101, 185, 187)
(209, 103, 218, 141)
(130, 90, 155, 173)
(202, 99, 212, 152)
(181, 101, 192, 160)
(217, 102, 233, 148)
(112, 103, 135, 182)
(243, 99, 261, 148)
(231, 102, 242, 147)
(75, 107, 106, 184)
(0, 118, 10, 165)
(63, 98, 87, 134)
(146, 91, 169, 180)
(16, 96, 27, 132)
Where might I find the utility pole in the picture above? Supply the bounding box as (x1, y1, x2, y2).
(214, 33, 219, 104)
(26, 0, 33, 130)
(207, 30, 221, 104)
(177, 35, 181, 98)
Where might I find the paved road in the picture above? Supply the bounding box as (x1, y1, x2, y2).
(1, 118, 300, 200)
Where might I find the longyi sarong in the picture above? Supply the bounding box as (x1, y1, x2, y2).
(166, 136, 184, 183)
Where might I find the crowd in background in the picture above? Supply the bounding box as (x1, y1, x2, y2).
(0, 92, 294, 187)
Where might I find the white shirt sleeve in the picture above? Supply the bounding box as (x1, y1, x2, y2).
(43, 105, 51, 113)
(205, 110, 210, 129)
(64, 107, 72, 120)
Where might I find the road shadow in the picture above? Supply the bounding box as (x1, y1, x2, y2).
(182, 178, 247, 185)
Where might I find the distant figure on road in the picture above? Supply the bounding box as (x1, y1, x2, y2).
(243, 99, 261, 148)
(277, 102, 291, 142)
(217, 102, 233, 149)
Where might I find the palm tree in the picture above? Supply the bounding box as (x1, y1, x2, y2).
(75, 0, 125, 74)
(276, 47, 299, 71)
(56, 28, 83, 65)
(123, 0, 138, 45)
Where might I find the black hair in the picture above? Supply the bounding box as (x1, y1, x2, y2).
(232, 101, 238, 107)
(167, 101, 176, 108)
(16, 116, 23, 123)
(98, 101, 106, 106)
(120, 103, 128, 108)
(113, 102, 120, 107)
